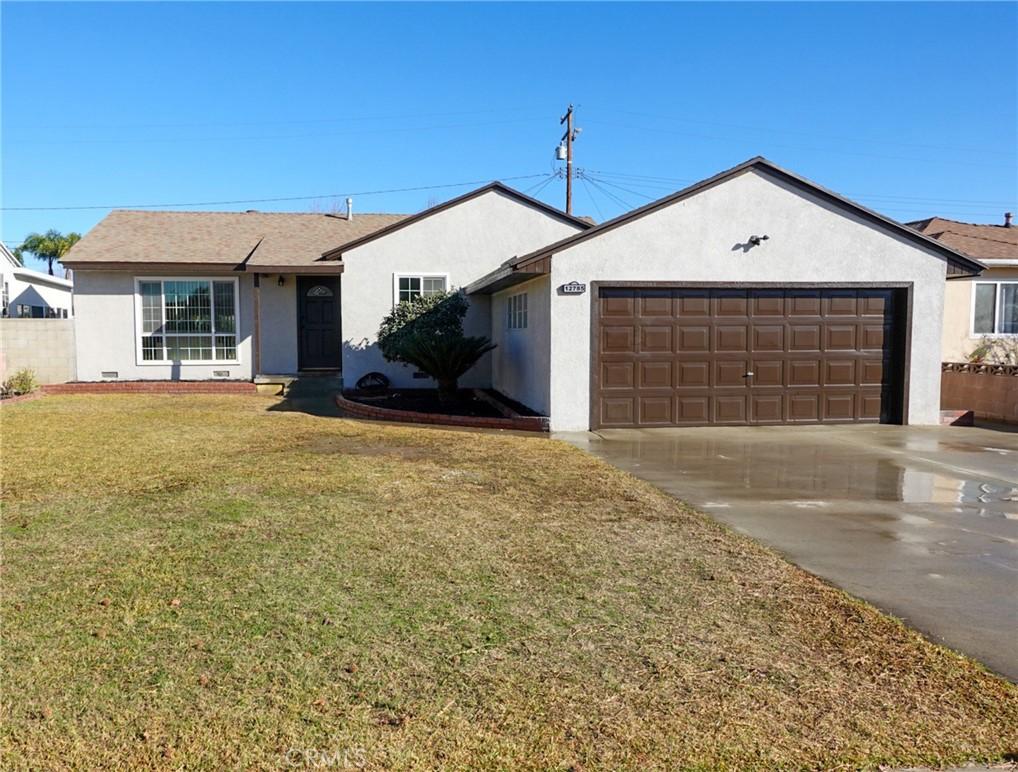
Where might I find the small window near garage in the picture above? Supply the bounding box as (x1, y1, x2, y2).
(507, 292, 528, 329)
(396, 274, 447, 304)
(1, 281, 8, 317)
(973, 281, 1018, 335)
(16, 304, 30, 318)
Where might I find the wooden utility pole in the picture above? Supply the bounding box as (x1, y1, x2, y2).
(560, 104, 575, 215)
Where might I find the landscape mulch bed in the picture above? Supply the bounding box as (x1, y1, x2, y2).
(345, 388, 507, 418)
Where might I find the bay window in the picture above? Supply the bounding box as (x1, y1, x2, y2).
(973, 281, 1018, 335)
(136, 278, 238, 363)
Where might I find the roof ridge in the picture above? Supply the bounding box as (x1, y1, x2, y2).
(935, 228, 1018, 246)
(919, 215, 1013, 229)
(109, 209, 411, 217)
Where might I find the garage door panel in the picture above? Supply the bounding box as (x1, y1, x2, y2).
(751, 394, 784, 423)
(676, 291, 711, 316)
(715, 395, 748, 423)
(601, 361, 634, 389)
(600, 292, 634, 317)
(716, 360, 750, 387)
(752, 325, 784, 351)
(640, 325, 672, 352)
(751, 360, 783, 387)
(716, 325, 749, 352)
(788, 360, 820, 387)
(790, 324, 821, 350)
(714, 291, 749, 317)
(640, 396, 673, 425)
(676, 361, 710, 388)
(639, 361, 673, 388)
(825, 290, 858, 316)
(600, 397, 635, 426)
(788, 393, 820, 422)
(752, 291, 785, 316)
(824, 359, 857, 386)
(675, 396, 710, 423)
(594, 287, 904, 428)
(602, 326, 635, 352)
(825, 324, 857, 350)
(639, 292, 673, 317)
(677, 326, 710, 352)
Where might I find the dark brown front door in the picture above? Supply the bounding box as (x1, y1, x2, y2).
(593, 286, 906, 428)
(298, 277, 341, 370)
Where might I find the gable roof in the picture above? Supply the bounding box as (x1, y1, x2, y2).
(467, 157, 984, 294)
(61, 210, 409, 272)
(1, 241, 18, 268)
(908, 216, 1018, 263)
(319, 182, 592, 260)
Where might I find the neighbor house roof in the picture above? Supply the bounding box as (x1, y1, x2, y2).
(320, 182, 592, 260)
(908, 216, 1018, 265)
(61, 210, 409, 273)
(467, 157, 986, 294)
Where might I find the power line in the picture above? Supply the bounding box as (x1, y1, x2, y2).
(0, 173, 550, 212)
(581, 173, 656, 201)
(578, 175, 606, 222)
(579, 172, 636, 210)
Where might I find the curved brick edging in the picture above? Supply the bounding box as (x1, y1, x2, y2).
(0, 391, 47, 406)
(335, 393, 549, 432)
(43, 381, 258, 395)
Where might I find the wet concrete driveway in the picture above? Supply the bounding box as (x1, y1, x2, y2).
(560, 424, 1018, 680)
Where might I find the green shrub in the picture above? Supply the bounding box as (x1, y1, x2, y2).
(2, 368, 38, 397)
(377, 290, 496, 399)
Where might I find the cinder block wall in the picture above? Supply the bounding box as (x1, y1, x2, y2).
(0, 319, 76, 385)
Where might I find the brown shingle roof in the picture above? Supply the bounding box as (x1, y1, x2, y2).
(61, 210, 409, 268)
(908, 217, 1018, 260)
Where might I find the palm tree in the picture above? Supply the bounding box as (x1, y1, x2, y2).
(14, 230, 82, 275)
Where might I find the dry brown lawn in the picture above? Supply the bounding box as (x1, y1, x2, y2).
(1, 395, 1016, 770)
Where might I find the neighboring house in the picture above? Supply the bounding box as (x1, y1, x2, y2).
(1, 241, 74, 319)
(908, 215, 1018, 363)
(62, 158, 983, 431)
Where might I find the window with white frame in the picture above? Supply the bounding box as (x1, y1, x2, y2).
(507, 292, 528, 329)
(396, 274, 447, 304)
(973, 281, 1018, 335)
(1, 281, 8, 317)
(136, 278, 238, 362)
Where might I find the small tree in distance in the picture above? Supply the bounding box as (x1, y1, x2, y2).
(14, 230, 81, 275)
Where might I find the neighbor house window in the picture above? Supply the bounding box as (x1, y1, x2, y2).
(136, 278, 238, 362)
(16, 304, 30, 318)
(507, 292, 528, 329)
(1, 281, 8, 317)
(395, 274, 447, 304)
(973, 281, 1018, 335)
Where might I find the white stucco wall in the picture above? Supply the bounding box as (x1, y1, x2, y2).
(259, 277, 299, 374)
(72, 270, 255, 381)
(546, 168, 950, 431)
(491, 275, 551, 414)
(942, 267, 1018, 363)
(340, 190, 585, 389)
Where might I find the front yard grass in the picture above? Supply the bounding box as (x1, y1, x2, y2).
(2, 395, 1016, 769)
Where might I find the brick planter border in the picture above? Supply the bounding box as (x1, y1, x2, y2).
(43, 381, 258, 395)
(335, 392, 549, 432)
(0, 391, 47, 406)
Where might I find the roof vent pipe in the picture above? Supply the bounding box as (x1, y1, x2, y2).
(346, 198, 353, 221)
(1005, 212, 1013, 228)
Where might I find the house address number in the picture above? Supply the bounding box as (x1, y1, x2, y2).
(560, 281, 587, 295)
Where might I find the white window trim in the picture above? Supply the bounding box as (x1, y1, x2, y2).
(133, 276, 241, 366)
(970, 280, 1018, 337)
(507, 291, 528, 330)
(392, 272, 450, 307)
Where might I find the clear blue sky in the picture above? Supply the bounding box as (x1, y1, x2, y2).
(3, 2, 1016, 272)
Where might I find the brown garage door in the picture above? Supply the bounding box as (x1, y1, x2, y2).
(593, 287, 906, 428)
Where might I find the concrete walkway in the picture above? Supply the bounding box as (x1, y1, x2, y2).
(559, 424, 1018, 681)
